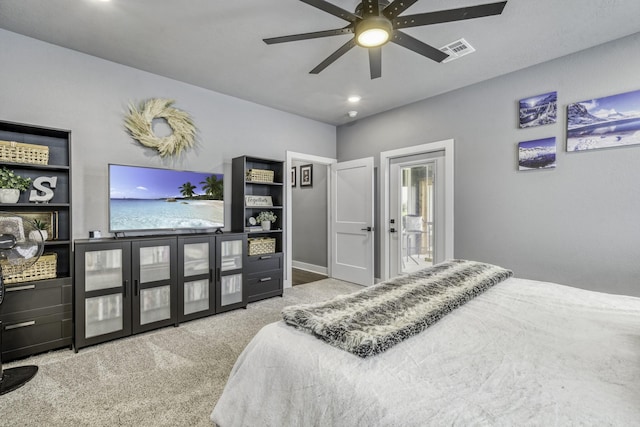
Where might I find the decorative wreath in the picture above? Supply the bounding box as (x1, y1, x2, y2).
(124, 98, 196, 158)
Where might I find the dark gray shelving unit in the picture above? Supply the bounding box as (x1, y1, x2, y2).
(0, 120, 73, 362)
(232, 156, 284, 302)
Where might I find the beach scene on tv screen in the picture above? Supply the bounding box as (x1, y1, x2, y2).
(109, 165, 224, 231)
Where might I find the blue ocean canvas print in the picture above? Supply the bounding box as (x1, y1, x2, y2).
(518, 137, 556, 170)
(519, 91, 557, 128)
(567, 88, 640, 151)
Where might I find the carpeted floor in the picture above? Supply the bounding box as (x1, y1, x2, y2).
(0, 279, 361, 427)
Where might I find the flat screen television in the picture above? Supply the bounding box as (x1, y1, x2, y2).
(109, 164, 224, 233)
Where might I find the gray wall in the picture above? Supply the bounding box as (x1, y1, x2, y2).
(337, 32, 640, 296)
(0, 29, 336, 240)
(291, 160, 328, 269)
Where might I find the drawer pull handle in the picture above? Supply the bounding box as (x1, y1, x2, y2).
(5, 320, 36, 330)
(259, 256, 272, 260)
(259, 277, 272, 282)
(6, 284, 36, 292)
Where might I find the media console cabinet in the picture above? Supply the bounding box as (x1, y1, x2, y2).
(74, 231, 283, 351)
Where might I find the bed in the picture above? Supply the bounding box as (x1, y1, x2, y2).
(211, 261, 640, 426)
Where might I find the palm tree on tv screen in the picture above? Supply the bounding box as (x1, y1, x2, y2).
(201, 175, 223, 200)
(179, 182, 197, 198)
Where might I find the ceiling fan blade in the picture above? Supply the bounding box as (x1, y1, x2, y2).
(264, 27, 353, 44)
(394, 1, 507, 29)
(360, 0, 379, 18)
(383, 0, 419, 19)
(310, 38, 357, 74)
(300, 0, 361, 23)
(391, 30, 449, 63)
(369, 47, 382, 79)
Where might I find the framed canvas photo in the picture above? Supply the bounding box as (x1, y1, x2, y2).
(291, 166, 297, 187)
(518, 137, 556, 170)
(519, 91, 557, 128)
(567, 88, 640, 151)
(300, 164, 313, 187)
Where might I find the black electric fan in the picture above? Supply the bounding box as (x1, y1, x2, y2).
(0, 213, 45, 395)
(264, 0, 508, 79)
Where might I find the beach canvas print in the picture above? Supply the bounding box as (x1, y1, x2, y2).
(518, 137, 556, 170)
(567, 89, 640, 151)
(519, 91, 557, 128)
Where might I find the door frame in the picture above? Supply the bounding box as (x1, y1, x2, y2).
(285, 151, 336, 289)
(380, 139, 455, 282)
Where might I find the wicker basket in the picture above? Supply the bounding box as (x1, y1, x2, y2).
(246, 168, 274, 183)
(2, 253, 57, 284)
(0, 140, 49, 165)
(248, 237, 276, 256)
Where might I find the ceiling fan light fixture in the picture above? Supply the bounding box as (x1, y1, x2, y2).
(355, 17, 392, 48)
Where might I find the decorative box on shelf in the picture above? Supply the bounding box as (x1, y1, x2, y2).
(248, 237, 276, 256)
(2, 253, 57, 284)
(246, 168, 274, 183)
(0, 139, 50, 165)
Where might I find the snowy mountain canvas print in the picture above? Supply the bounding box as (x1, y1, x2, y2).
(567, 89, 640, 151)
(518, 137, 556, 170)
(519, 91, 557, 128)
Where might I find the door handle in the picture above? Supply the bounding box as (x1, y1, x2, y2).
(134, 279, 139, 296)
(361, 227, 372, 232)
(123, 280, 128, 298)
(390, 228, 397, 233)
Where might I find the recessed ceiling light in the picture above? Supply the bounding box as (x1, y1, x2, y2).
(348, 111, 358, 118)
(348, 96, 361, 103)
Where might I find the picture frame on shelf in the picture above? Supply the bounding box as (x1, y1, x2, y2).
(291, 166, 297, 187)
(300, 164, 312, 187)
(245, 195, 273, 207)
(14, 211, 57, 240)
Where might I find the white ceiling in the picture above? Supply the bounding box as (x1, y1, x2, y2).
(1, 0, 639, 125)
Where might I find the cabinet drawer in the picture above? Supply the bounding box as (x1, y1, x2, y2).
(0, 278, 72, 315)
(247, 269, 283, 296)
(2, 312, 72, 360)
(245, 253, 283, 274)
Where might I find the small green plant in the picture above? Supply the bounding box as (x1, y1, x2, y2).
(256, 211, 277, 223)
(33, 219, 48, 230)
(0, 167, 32, 191)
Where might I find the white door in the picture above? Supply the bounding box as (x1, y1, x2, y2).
(330, 157, 374, 286)
(389, 152, 446, 277)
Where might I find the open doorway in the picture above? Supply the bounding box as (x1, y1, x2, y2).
(285, 152, 336, 288)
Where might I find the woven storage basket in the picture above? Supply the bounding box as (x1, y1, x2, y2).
(2, 253, 57, 284)
(246, 169, 274, 183)
(0, 140, 49, 165)
(248, 237, 276, 256)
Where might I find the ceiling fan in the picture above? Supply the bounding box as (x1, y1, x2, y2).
(264, 0, 508, 79)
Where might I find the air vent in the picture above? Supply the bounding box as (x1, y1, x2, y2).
(439, 38, 476, 63)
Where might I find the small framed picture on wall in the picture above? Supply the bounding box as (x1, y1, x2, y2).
(291, 167, 297, 187)
(300, 164, 313, 187)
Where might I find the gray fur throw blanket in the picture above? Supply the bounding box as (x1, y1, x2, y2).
(281, 259, 513, 357)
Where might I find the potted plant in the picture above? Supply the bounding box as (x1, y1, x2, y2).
(29, 219, 49, 241)
(256, 211, 277, 231)
(0, 166, 32, 203)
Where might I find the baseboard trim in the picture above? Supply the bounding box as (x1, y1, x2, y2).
(292, 261, 328, 276)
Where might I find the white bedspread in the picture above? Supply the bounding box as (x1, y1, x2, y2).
(211, 278, 640, 426)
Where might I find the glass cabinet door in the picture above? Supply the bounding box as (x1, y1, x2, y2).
(220, 273, 243, 306)
(75, 241, 132, 349)
(133, 239, 177, 333)
(216, 235, 246, 312)
(221, 239, 243, 272)
(84, 249, 125, 338)
(182, 241, 211, 316)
